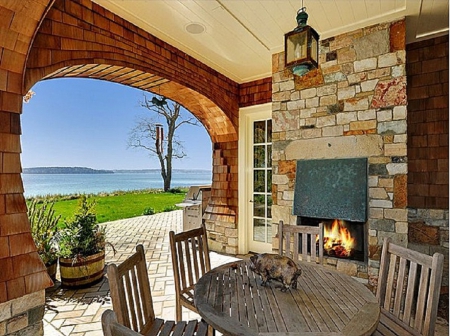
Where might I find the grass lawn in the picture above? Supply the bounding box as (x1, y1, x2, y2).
(30, 189, 187, 224)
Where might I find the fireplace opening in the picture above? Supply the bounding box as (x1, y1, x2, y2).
(298, 216, 366, 262)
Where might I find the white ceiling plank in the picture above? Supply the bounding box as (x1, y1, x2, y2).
(416, 0, 449, 38)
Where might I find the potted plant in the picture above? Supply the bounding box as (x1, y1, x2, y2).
(57, 195, 108, 288)
(28, 199, 61, 280)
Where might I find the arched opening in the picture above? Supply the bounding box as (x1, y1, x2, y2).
(23, 0, 242, 261)
(22, 77, 213, 196)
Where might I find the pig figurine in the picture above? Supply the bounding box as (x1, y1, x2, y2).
(249, 253, 302, 292)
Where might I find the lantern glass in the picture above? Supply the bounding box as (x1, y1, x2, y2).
(286, 30, 307, 65)
(310, 33, 318, 63)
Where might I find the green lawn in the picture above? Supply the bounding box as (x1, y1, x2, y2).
(31, 189, 187, 224)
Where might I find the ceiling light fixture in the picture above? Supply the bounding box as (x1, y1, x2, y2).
(284, 5, 320, 76)
(185, 23, 206, 34)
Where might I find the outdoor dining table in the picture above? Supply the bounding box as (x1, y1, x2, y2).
(194, 259, 380, 336)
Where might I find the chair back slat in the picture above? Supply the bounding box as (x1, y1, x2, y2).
(392, 257, 407, 316)
(278, 220, 323, 263)
(190, 238, 200, 282)
(177, 242, 189, 290)
(107, 245, 154, 333)
(402, 261, 417, 323)
(375, 237, 444, 336)
(169, 224, 211, 321)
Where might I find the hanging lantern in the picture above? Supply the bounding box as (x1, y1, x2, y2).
(284, 7, 320, 76)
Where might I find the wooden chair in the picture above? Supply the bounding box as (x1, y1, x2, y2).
(102, 309, 142, 336)
(374, 237, 444, 336)
(107, 244, 208, 336)
(278, 220, 323, 263)
(169, 225, 211, 321)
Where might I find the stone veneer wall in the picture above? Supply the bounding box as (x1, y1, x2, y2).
(0, 291, 45, 335)
(272, 19, 408, 286)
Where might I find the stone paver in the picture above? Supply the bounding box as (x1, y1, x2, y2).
(44, 210, 239, 335)
(43, 210, 449, 336)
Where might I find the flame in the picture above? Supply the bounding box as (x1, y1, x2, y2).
(323, 219, 355, 258)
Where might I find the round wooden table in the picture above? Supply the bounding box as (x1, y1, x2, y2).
(194, 260, 379, 336)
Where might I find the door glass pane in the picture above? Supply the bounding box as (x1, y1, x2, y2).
(267, 120, 272, 142)
(253, 194, 265, 217)
(266, 219, 272, 242)
(254, 121, 265, 144)
(253, 170, 265, 192)
(253, 218, 265, 242)
(254, 145, 265, 168)
(267, 145, 272, 168)
(266, 171, 272, 193)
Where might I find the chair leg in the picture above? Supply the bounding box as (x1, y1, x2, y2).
(175, 301, 182, 321)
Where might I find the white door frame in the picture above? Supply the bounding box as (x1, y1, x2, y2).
(238, 103, 272, 254)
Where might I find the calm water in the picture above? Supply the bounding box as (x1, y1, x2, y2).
(22, 170, 212, 197)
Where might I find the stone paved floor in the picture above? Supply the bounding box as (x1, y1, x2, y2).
(43, 210, 449, 336)
(43, 210, 240, 336)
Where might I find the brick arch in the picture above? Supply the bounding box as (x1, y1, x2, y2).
(37, 64, 236, 143)
(25, 0, 239, 143)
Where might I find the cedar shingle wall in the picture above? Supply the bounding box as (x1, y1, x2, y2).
(407, 35, 449, 209)
(0, 0, 55, 307)
(239, 78, 272, 107)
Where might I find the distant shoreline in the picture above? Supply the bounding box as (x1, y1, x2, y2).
(23, 167, 114, 174)
(22, 166, 212, 174)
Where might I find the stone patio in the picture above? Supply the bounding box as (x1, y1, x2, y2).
(43, 210, 240, 335)
(42, 210, 448, 336)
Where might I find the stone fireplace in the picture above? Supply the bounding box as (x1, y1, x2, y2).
(271, 19, 408, 284)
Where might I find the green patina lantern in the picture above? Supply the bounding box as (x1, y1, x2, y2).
(284, 7, 320, 76)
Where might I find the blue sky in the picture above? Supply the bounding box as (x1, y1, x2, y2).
(21, 78, 212, 170)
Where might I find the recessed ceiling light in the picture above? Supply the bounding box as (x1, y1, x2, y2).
(185, 23, 206, 34)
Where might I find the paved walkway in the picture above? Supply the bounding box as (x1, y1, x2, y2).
(43, 210, 449, 336)
(43, 210, 240, 335)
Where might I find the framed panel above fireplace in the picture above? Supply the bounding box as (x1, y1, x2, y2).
(293, 158, 368, 222)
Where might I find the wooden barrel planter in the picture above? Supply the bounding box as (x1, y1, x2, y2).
(46, 259, 58, 280)
(59, 251, 105, 288)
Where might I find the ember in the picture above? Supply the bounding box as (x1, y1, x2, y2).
(322, 219, 355, 258)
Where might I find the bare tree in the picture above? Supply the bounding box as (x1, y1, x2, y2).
(128, 95, 200, 191)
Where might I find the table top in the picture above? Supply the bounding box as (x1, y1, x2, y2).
(194, 259, 379, 336)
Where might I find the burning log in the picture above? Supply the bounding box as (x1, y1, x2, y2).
(322, 219, 355, 259)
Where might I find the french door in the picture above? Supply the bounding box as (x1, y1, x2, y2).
(238, 104, 272, 253)
(251, 119, 272, 251)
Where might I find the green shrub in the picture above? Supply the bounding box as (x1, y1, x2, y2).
(163, 205, 178, 212)
(168, 187, 183, 194)
(57, 195, 105, 259)
(142, 207, 155, 216)
(28, 199, 61, 266)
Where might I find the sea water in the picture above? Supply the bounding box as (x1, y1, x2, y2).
(22, 170, 212, 197)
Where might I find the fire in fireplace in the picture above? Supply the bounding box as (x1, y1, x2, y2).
(323, 219, 356, 259)
(299, 216, 366, 262)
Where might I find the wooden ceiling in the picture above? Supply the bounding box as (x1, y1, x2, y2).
(93, 0, 449, 83)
